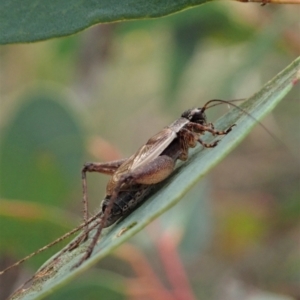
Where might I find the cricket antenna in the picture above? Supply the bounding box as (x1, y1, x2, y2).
(0, 212, 102, 276)
(201, 98, 287, 148)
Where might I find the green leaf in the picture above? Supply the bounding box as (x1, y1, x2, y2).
(0, 200, 78, 269)
(0, 90, 84, 266)
(1, 0, 211, 44)
(0, 90, 84, 206)
(9, 57, 300, 300)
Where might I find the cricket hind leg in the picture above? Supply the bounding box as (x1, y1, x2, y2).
(131, 155, 176, 185)
(72, 198, 117, 268)
(75, 155, 177, 267)
(81, 158, 127, 239)
(82, 158, 128, 222)
(82, 159, 128, 176)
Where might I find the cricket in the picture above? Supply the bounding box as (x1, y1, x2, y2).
(1, 98, 260, 297)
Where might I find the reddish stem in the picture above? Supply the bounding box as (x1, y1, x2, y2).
(157, 230, 197, 300)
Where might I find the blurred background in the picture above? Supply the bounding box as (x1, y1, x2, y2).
(0, 2, 299, 300)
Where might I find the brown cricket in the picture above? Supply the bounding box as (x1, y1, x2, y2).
(1, 99, 239, 295)
(77, 100, 235, 267)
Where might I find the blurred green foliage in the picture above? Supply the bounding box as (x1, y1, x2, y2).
(0, 92, 84, 271)
(0, 2, 299, 300)
(0, 92, 84, 204)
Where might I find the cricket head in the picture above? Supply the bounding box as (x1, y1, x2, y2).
(181, 99, 243, 126)
(181, 108, 207, 125)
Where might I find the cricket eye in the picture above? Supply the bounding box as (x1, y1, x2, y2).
(190, 110, 207, 125)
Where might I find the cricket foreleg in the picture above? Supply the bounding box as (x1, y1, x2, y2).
(186, 122, 235, 136)
(179, 123, 220, 148)
(185, 122, 235, 148)
(197, 138, 220, 148)
(209, 123, 235, 136)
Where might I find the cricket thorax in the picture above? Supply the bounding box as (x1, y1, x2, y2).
(167, 117, 190, 133)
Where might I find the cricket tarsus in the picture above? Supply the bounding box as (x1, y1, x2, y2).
(72, 192, 114, 268)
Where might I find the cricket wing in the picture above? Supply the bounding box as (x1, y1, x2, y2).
(112, 128, 176, 182)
